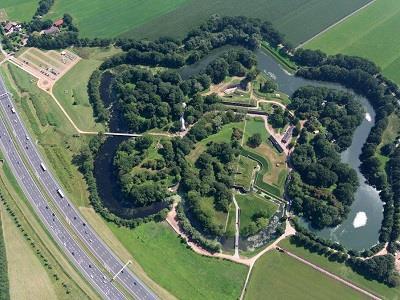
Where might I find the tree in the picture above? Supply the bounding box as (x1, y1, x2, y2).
(247, 133, 262, 148)
(260, 78, 277, 93)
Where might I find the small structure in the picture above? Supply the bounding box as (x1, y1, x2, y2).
(3, 21, 18, 35)
(268, 136, 284, 153)
(224, 87, 238, 95)
(180, 116, 186, 131)
(43, 26, 60, 35)
(281, 126, 294, 144)
(53, 19, 64, 27)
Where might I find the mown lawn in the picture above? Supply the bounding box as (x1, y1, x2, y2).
(306, 0, 400, 84)
(108, 221, 248, 300)
(245, 250, 367, 300)
(1, 0, 37, 22)
(0, 63, 90, 207)
(279, 238, 400, 300)
(235, 155, 257, 191)
(53, 47, 121, 132)
(236, 193, 278, 235)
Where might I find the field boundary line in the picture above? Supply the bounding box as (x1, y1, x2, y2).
(280, 248, 382, 300)
(296, 0, 377, 49)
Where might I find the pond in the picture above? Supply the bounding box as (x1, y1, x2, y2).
(94, 46, 383, 251)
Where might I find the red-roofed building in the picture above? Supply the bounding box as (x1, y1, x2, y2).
(53, 19, 64, 27)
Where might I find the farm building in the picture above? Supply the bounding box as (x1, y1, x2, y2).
(3, 21, 20, 35)
(43, 26, 60, 35)
(53, 19, 64, 27)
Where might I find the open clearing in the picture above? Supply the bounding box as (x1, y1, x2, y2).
(45, 0, 190, 38)
(235, 155, 257, 191)
(53, 47, 121, 132)
(279, 238, 400, 299)
(306, 0, 400, 84)
(0, 0, 36, 22)
(108, 221, 248, 300)
(245, 250, 367, 300)
(1, 208, 58, 300)
(243, 117, 287, 195)
(236, 193, 278, 235)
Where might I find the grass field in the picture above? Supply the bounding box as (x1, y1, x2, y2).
(306, 0, 400, 84)
(53, 47, 121, 132)
(0, 63, 90, 208)
(45, 0, 189, 38)
(279, 238, 400, 300)
(2, 208, 58, 300)
(245, 250, 367, 300)
(0, 210, 9, 300)
(236, 193, 278, 235)
(243, 117, 287, 196)
(235, 155, 257, 191)
(0, 0, 37, 22)
(108, 221, 248, 300)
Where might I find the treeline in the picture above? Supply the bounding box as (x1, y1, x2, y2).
(287, 87, 363, 229)
(0, 212, 9, 300)
(289, 233, 400, 287)
(73, 135, 169, 228)
(387, 148, 400, 242)
(87, 70, 110, 123)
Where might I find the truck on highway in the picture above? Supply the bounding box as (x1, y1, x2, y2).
(57, 189, 65, 198)
(40, 162, 47, 171)
(11, 107, 15, 113)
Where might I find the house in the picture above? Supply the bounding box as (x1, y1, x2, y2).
(3, 22, 18, 35)
(53, 19, 64, 27)
(43, 26, 60, 35)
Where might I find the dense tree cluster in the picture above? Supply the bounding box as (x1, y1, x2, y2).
(87, 70, 110, 123)
(111, 67, 215, 133)
(33, 0, 55, 17)
(27, 32, 112, 49)
(387, 148, 400, 242)
(74, 135, 169, 228)
(287, 87, 362, 228)
(289, 86, 364, 150)
(268, 106, 290, 129)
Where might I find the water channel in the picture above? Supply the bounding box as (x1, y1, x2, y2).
(94, 47, 383, 250)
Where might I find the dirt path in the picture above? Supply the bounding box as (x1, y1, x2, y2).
(280, 249, 382, 300)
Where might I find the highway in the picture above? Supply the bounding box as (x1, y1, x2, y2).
(0, 75, 157, 299)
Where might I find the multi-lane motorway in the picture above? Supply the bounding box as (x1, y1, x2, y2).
(0, 75, 157, 300)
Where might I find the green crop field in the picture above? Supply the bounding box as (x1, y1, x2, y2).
(306, 0, 400, 84)
(108, 221, 248, 300)
(1, 0, 37, 22)
(44, 0, 371, 45)
(279, 238, 400, 299)
(245, 250, 367, 300)
(45, 0, 189, 38)
(236, 193, 278, 235)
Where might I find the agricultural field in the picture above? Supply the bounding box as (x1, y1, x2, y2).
(0, 63, 90, 208)
(108, 221, 248, 300)
(235, 193, 278, 236)
(306, 0, 400, 84)
(45, 0, 190, 38)
(42, 0, 372, 45)
(245, 250, 367, 300)
(123, 0, 373, 45)
(0, 0, 36, 22)
(53, 47, 121, 131)
(279, 238, 400, 299)
(243, 117, 287, 196)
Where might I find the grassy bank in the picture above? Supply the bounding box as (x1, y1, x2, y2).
(108, 221, 248, 300)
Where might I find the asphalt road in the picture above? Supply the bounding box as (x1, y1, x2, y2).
(0, 75, 157, 300)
